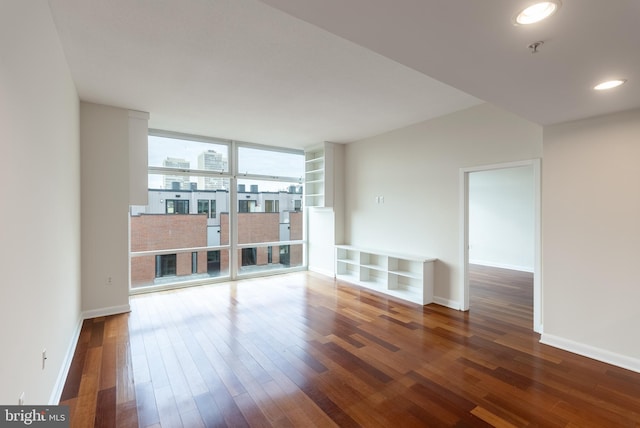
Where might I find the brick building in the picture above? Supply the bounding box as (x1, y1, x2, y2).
(131, 208, 303, 288)
(218, 212, 303, 272)
(130, 214, 209, 286)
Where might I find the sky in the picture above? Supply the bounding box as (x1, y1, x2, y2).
(148, 135, 304, 191)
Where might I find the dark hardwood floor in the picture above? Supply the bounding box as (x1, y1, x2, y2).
(60, 267, 640, 427)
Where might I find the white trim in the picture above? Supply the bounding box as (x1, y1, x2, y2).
(130, 276, 231, 295)
(541, 333, 640, 374)
(230, 141, 238, 280)
(468, 259, 534, 273)
(131, 244, 231, 258)
(50, 305, 132, 404)
(48, 316, 84, 405)
(236, 265, 306, 281)
(532, 159, 542, 333)
(82, 304, 131, 320)
(433, 296, 462, 310)
(460, 159, 542, 333)
(335, 244, 435, 263)
(460, 159, 535, 173)
(459, 169, 469, 310)
(308, 265, 334, 278)
(149, 128, 231, 146)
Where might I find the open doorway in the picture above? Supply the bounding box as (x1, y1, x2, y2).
(460, 160, 541, 332)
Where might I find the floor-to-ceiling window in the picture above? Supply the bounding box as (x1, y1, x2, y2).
(129, 131, 304, 291)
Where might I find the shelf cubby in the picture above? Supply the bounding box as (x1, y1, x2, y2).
(304, 142, 336, 208)
(335, 245, 435, 305)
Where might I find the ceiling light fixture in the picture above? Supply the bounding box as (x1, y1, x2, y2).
(514, 1, 561, 25)
(593, 79, 627, 91)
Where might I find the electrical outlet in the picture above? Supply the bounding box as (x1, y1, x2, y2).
(42, 349, 47, 370)
(18, 392, 24, 405)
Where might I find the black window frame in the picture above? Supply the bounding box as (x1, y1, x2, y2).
(155, 254, 177, 277)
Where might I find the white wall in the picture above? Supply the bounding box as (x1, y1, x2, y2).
(343, 103, 542, 307)
(80, 103, 131, 316)
(0, 1, 81, 404)
(469, 166, 534, 272)
(308, 209, 337, 276)
(542, 108, 640, 370)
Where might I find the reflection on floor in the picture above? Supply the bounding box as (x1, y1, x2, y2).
(61, 269, 640, 427)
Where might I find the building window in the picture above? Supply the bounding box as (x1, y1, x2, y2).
(197, 200, 209, 216)
(238, 200, 256, 213)
(166, 199, 189, 214)
(207, 250, 220, 274)
(264, 200, 279, 213)
(267, 246, 273, 264)
(279, 245, 290, 266)
(294, 200, 301, 211)
(192, 252, 198, 274)
(197, 199, 217, 218)
(155, 254, 177, 277)
(242, 248, 257, 266)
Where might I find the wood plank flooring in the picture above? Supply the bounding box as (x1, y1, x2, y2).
(60, 308, 138, 427)
(61, 266, 640, 427)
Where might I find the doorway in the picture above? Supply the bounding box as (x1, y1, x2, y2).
(460, 159, 541, 332)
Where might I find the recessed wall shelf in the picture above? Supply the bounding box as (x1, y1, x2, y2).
(304, 142, 336, 208)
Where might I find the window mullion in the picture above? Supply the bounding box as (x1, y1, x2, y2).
(230, 141, 239, 280)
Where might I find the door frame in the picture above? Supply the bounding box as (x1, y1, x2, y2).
(459, 159, 542, 333)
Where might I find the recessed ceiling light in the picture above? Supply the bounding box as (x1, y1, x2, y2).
(515, 1, 561, 25)
(593, 79, 627, 91)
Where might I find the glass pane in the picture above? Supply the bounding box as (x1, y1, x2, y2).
(131, 249, 230, 288)
(238, 146, 304, 179)
(149, 134, 229, 175)
(149, 165, 231, 191)
(237, 244, 303, 275)
(133, 135, 306, 289)
(236, 179, 303, 245)
(132, 175, 231, 250)
(130, 173, 231, 289)
(150, 172, 231, 192)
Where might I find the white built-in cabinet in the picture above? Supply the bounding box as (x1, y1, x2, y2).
(304, 142, 335, 208)
(335, 245, 436, 305)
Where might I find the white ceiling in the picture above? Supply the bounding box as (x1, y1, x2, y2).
(48, 0, 639, 150)
(260, 0, 640, 127)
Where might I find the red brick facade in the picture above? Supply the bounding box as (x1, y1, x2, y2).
(131, 211, 303, 287)
(130, 214, 208, 286)
(289, 211, 303, 264)
(131, 214, 208, 251)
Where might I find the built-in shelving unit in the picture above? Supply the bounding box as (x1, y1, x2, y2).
(335, 245, 436, 305)
(304, 149, 325, 207)
(304, 142, 335, 208)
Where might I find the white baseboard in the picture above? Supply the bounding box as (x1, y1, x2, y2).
(49, 316, 83, 405)
(48, 304, 132, 404)
(541, 333, 640, 374)
(82, 304, 131, 320)
(469, 259, 534, 273)
(432, 296, 462, 310)
(308, 265, 334, 278)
